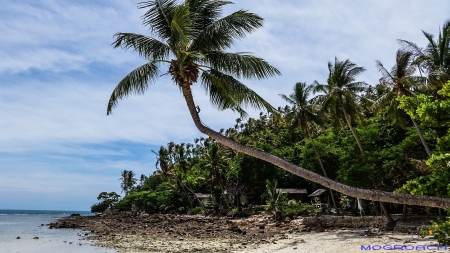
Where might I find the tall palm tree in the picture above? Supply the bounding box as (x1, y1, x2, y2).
(202, 141, 231, 208)
(119, 170, 137, 195)
(374, 50, 432, 157)
(152, 146, 173, 178)
(280, 82, 339, 213)
(107, 0, 450, 208)
(399, 19, 450, 90)
(312, 58, 367, 155)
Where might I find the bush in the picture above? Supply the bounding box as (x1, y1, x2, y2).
(284, 202, 319, 216)
(90, 202, 109, 213)
(421, 217, 450, 245)
(190, 207, 203, 215)
(90, 191, 121, 213)
(264, 179, 288, 212)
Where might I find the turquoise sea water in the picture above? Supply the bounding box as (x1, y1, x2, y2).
(0, 209, 117, 253)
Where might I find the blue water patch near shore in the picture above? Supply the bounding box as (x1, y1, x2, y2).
(0, 209, 117, 253)
(0, 209, 92, 215)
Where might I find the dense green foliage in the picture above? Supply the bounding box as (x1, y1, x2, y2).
(90, 192, 120, 213)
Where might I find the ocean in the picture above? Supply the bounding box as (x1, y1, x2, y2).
(0, 209, 117, 253)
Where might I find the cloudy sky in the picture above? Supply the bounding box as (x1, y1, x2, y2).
(1, 0, 449, 211)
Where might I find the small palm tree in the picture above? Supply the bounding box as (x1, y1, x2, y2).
(312, 57, 367, 155)
(202, 141, 230, 207)
(374, 50, 432, 157)
(280, 82, 339, 213)
(119, 170, 137, 195)
(107, 0, 450, 209)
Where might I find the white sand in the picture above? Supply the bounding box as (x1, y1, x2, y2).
(238, 230, 447, 253)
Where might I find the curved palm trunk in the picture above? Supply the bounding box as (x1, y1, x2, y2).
(341, 104, 365, 155)
(180, 84, 450, 209)
(411, 118, 432, 158)
(397, 90, 432, 158)
(309, 136, 340, 214)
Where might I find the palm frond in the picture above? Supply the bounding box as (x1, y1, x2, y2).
(112, 33, 171, 60)
(186, 0, 232, 32)
(202, 51, 280, 79)
(200, 69, 275, 117)
(279, 93, 295, 105)
(376, 60, 392, 79)
(140, 0, 177, 40)
(107, 62, 159, 115)
(190, 10, 263, 51)
(169, 4, 192, 47)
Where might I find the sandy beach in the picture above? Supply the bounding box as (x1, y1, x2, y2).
(50, 213, 446, 253)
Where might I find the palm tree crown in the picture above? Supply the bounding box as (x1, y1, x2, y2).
(399, 19, 450, 89)
(312, 58, 367, 127)
(107, 0, 280, 118)
(312, 58, 367, 154)
(280, 82, 319, 136)
(373, 50, 425, 126)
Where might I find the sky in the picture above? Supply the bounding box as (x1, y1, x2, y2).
(1, 0, 449, 211)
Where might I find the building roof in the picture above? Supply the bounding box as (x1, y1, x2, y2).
(308, 189, 326, 197)
(277, 188, 307, 194)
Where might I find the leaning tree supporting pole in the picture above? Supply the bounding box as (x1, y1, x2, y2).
(181, 84, 450, 209)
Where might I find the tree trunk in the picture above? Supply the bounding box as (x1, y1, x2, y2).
(310, 137, 340, 215)
(381, 202, 397, 231)
(411, 118, 432, 158)
(398, 89, 432, 158)
(341, 104, 365, 155)
(402, 204, 407, 221)
(177, 175, 208, 212)
(180, 84, 450, 209)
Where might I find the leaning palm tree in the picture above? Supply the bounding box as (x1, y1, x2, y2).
(374, 50, 432, 157)
(107, 0, 450, 208)
(312, 58, 367, 155)
(280, 82, 339, 213)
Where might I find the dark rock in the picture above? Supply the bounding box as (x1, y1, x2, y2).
(70, 213, 81, 217)
(16, 236, 20, 239)
(33, 237, 39, 239)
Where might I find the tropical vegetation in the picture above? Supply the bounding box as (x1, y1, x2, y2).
(92, 0, 450, 219)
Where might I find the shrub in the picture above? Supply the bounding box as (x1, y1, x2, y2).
(284, 201, 319, 216)
(421, 217, 450, 245)
(190, 207, 203, 215)
(90, 202, 109, 213)
(263, 179, 288, 212)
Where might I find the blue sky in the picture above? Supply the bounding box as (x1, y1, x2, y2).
(1, 0, 449, 211)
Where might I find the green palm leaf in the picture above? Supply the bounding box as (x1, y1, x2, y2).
(107, 62, 159, 114)
(112, 33, 171, 60)
(203, 51, 281, 79)
(190, 10, 263, 51)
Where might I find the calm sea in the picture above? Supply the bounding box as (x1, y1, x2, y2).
(0, 209, 117, 253)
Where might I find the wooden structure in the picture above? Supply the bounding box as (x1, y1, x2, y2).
(277, 188, 307, 202)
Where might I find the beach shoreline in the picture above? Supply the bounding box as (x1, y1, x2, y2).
(50, 212, 444, 253)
